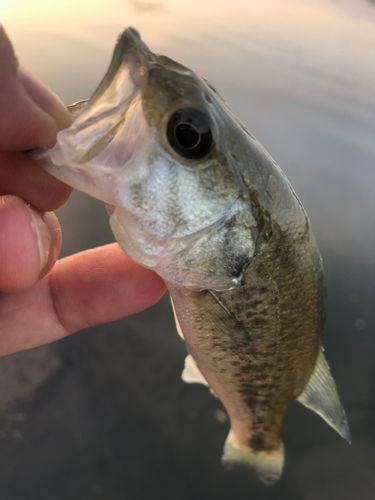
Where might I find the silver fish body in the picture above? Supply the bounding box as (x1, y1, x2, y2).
(31, 28, 350, 484)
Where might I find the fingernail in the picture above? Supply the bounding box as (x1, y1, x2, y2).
(26, 205, 51, 271)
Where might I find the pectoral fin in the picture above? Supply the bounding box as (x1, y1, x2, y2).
(297, 350, 351, 443)
(182, 355, 209, 386)
(171, 297, 210, 389)
(170, 296, 185, 340)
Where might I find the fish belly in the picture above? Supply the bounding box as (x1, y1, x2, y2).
(167, 228, 324, 483)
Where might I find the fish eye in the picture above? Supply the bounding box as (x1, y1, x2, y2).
(166, 108, 213, 160)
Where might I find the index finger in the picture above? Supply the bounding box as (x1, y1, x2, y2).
(0, 26, 71, 151)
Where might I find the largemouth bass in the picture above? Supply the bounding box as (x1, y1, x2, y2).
(31, 28, 350, 484)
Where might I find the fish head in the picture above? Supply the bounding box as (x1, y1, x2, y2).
(31, 28, 259, 291)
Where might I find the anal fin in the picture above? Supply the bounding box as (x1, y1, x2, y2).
(296, 349, 351, 443)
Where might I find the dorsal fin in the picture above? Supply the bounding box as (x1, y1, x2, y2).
(296, 349, 351, 443)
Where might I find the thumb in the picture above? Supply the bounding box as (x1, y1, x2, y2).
(0, 25, 72, 151)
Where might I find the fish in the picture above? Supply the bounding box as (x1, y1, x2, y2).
(30, 28, 350, 484)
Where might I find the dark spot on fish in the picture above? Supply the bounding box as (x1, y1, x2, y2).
(202, 79, 218, 94)
(259, 286, 268, 294)
(257, 264, 265, 274)
(231, 152, 241, 165)
(265, 190, 274, 202)
(254, 415, 265, 425)
(232, 326, 250, 341)
(248, 190, 273, 241)
(248, 299, 263, 308)
(222, 246, 251, 280)
(204, 92, 212, 104)
(250, 435, 266, 451)
(251, 363, 269, 373)
(243, 396, 257, 407)
(251, 317, 267, 327)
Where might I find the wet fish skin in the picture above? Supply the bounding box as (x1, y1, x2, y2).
(169, 211, 324, 450)
(29, 28, 349, 484)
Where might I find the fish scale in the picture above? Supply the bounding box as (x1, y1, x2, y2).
(169, 281, 283, 453)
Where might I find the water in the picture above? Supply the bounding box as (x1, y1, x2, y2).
(1, 1, 375, 498)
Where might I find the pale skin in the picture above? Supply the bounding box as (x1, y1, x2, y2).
(0, 26, 166, 356)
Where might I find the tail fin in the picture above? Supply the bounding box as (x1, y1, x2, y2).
(222, 430, 284, 485)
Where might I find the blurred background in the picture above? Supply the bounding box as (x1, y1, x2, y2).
(1, 0, 375, 498)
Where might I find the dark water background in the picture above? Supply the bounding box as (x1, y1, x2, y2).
(1, 0, 375, 498)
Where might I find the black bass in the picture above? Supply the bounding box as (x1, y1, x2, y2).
(31, 28, 350, 484)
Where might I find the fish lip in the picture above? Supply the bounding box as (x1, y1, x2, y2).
(27, 29, 158, 207)
(89, 27, 154, 103)
(64, 30, 153, 157)
(31, 28, 155, 172)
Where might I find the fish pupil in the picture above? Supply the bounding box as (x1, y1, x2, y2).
(167, 108, 213, 160)
(175, 123, 200, 149)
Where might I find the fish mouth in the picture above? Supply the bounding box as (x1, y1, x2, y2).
(62, 27, 155, 164)
(29, 28, 156, 202)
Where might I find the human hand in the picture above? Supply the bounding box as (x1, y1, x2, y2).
(0, 26, 166, 356)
